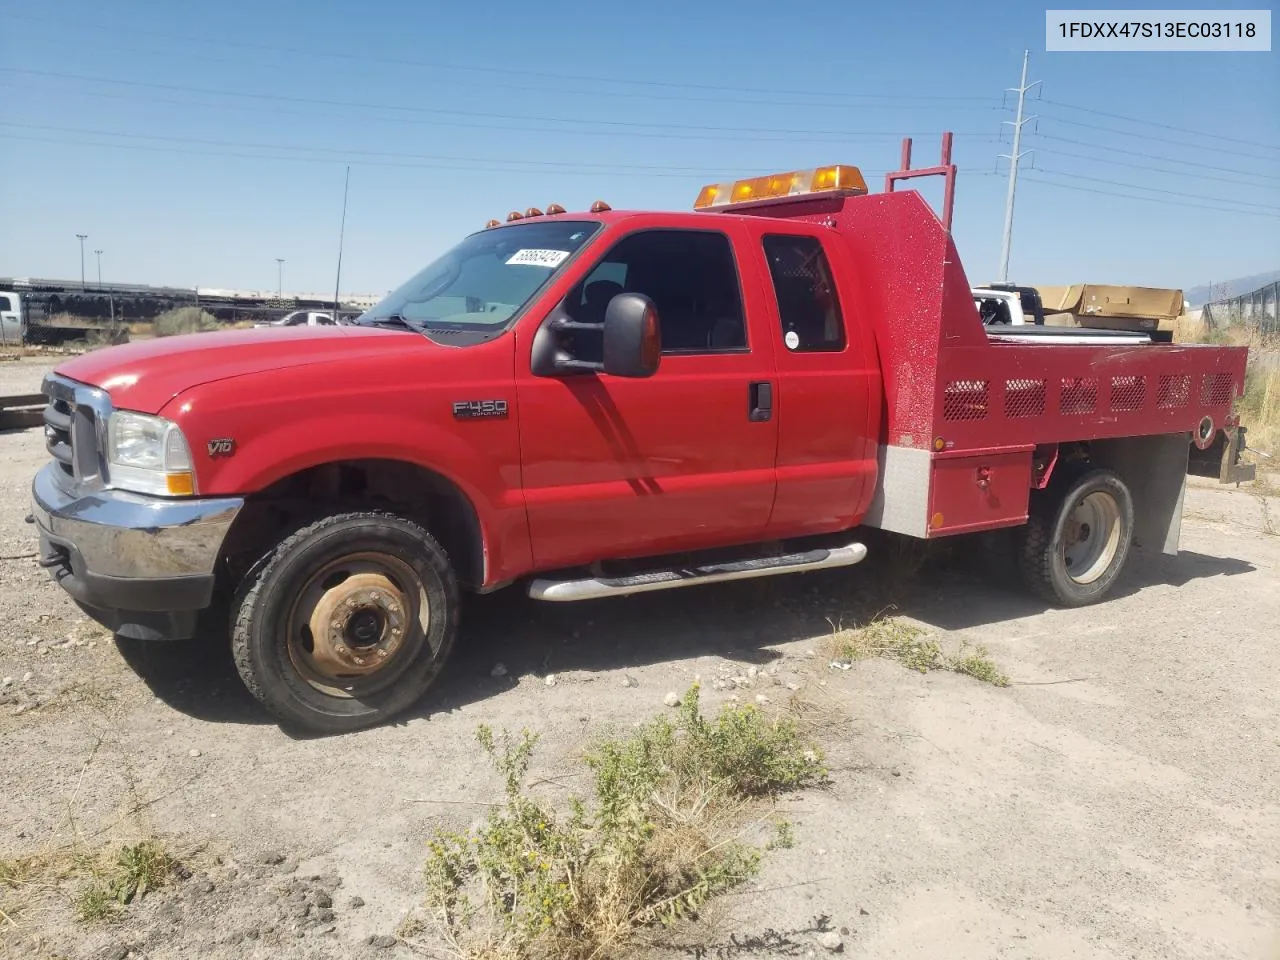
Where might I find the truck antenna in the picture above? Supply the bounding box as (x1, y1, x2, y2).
(997, 49, 1039, 282)
(333, 164, 350, 322)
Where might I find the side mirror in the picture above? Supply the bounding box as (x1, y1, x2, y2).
(602, 293, 661, 378)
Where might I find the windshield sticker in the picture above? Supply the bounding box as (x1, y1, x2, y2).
(506, 248, 570, 268)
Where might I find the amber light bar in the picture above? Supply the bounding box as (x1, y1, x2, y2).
(694, 164, 868, 210)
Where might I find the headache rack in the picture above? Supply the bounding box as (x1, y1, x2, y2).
(795, 188, 1253, 539)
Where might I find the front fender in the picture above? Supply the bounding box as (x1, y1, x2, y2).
(160, 375, 530, 584)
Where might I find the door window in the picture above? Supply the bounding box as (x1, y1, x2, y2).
(568, 229, 747, 354)
(0, 296, 12, 311)
(761, 235, 846, 352)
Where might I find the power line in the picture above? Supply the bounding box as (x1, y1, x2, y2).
(2, 131, 1009, 186)
(0, 133, 765, 177)
(3, 79, 1002, 148)
(6, 29, 1002, 113)
(1028, 169, 1280, 214)
(1034, 114, 1280, 162)
(0, 67, 1002, 142)
(1022, 174, 1280, 219)
(0, 120, 786, 173)
(6, 12, 992, 103)
(1039, 97, 1280, 152)
(1034, 146, 1280, 190)
(1027, 132, 1280, 181)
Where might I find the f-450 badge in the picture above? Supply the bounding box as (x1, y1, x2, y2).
(207, 438, 236, 457)
(452, 399, 509, 420)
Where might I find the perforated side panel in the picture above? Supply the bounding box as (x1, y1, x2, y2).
(1109, 375, 1147, 412)
(1201, 372, 1233, 406)
(942, 380, 989, 422)
(1004, 378, 1046, 418)
(1157, 374, 1191, 409)
(1060, 377, 1099, 415)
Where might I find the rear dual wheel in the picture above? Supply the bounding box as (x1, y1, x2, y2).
(1018, 467, 1135, 607)
(231, 512, 458, 734)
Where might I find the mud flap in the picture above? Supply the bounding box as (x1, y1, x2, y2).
(1091, 434, 1188, 557)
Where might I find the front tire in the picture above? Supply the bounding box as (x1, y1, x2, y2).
(1017, 467, 1134, 607)
(231, 512, 459, 734)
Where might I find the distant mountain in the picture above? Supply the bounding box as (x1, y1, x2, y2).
(1184, 269, 1280, 306)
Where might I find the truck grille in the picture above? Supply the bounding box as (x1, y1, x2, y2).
(43, 395, 76, 477)
(41, 375, 110, 487)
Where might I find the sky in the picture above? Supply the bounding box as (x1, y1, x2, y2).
(0, 0, 1277, 300)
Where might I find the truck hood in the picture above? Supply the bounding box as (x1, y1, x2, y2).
(53, 325, 423, 413)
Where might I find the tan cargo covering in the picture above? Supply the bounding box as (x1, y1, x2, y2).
(1035, 284, 1183, 331)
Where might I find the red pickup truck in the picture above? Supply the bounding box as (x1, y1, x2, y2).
(29, 162, 1254, 733)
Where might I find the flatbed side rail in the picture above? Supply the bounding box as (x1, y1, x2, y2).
(930, 344, 1249, 452)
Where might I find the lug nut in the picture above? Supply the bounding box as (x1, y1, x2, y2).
(377, 650, 388, 658)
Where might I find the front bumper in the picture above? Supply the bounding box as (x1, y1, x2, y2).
(30, 463, 244, 640)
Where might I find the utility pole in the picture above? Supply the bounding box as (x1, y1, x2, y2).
(997, 50, 1038, 282)
(95, 249, 117, 326)
(76, 234, 88, 289)
(276, 258, 285, 296)
(333, 165, 350, 323)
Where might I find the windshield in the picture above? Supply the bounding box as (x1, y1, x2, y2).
(358, 220, 601, 331)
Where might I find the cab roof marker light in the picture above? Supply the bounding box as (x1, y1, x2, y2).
(546, 203, 566, 215)
(485, 218, 501, 228)
(693, 164, 869, 210)
(526, 207, 543, 217)
(590, 200, 611, 212)
(506, 211, 523, 222)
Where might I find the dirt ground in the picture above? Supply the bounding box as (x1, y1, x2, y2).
(2, 356, 1277, 960)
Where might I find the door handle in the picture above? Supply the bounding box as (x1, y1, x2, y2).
(748, 381, 772, 422)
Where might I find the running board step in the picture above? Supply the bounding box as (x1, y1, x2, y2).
(527, 542, 868, 602)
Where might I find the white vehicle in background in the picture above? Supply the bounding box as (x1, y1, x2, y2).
(254, 309, 339, 329)
(972, 283, 1153, 345)
(1, 290, 26, 345)
(972, 283, 1042, 326)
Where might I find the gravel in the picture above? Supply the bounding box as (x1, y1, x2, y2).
(2, 363, 1277, 960)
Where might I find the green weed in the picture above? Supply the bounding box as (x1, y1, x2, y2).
(420, 685, 825, 959)
(829, 616, 1009, 686)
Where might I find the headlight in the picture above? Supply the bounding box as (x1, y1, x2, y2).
(106, 411, 197, 496)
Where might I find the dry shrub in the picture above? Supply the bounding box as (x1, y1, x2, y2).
(420, 685, 826, 959)
(1170, 317, 1279, 464)
(153, 307, 220, 337)
(1239, 360, 1280, 457)
(1, 838, 177, 927)
(827, 614, 1009, 686)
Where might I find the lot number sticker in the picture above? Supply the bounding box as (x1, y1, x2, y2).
(784, 330, 800, 349)
(506, 249, 570, 267)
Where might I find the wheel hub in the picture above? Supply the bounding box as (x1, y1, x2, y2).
(1061, 491, 1122, 584)
(307, 572, 408, 678)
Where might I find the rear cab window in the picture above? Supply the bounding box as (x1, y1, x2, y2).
(761, 234, 847, 352)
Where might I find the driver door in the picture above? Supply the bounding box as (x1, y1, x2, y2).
(515, 223, 779, 570)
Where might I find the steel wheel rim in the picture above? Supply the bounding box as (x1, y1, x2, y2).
(1061, 491, 1122, 585)
(285, 552, 432, 698)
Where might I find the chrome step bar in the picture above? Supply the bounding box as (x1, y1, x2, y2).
(527, 541, 868, 602)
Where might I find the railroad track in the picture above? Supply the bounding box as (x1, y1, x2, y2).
(0, 393, 44, 431)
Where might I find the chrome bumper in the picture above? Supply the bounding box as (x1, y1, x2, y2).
(30, 463, 244, 639)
